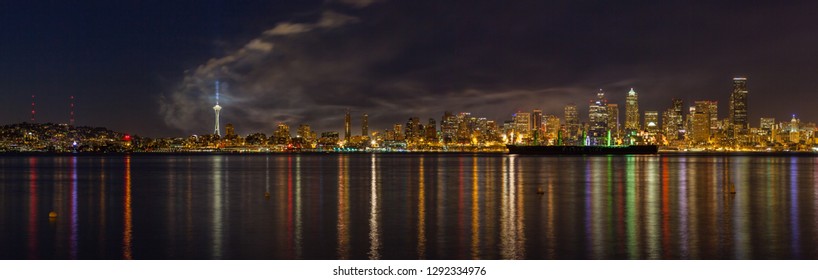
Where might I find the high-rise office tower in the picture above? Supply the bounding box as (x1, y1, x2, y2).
(344, 109, 351, 142)
(625, 88, 640, 132)
(607, 103, 619, 139)
(441, 111, 456, 144)
(705, 101, 718, 134)
(759, 118, 775, 135)
(273, 123, 291, 145)
(514, 112, 531, 135)
(213, 81, 222, 137)
(544, 114, 561, 141)
(425, 118, 437, 142)
(532, 109, 543, 136)
(730, 77, 748, 135)
(692, 101, 717, 144)
(588, 89, 609, 145)
(362, 113, 369, 137)
(644, 111, 659, 134)
(225, 123, 236, 139)
(672, 98, 684, 139)
(564, 103, 579, 142)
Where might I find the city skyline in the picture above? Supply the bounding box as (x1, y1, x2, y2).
(3, 1, 818, 137)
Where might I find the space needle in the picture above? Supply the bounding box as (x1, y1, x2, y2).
(213, 81, 222, 137)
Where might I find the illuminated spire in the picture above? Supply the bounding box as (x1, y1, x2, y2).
(628, 88, 636, 96)
(213, 80, 222, 136)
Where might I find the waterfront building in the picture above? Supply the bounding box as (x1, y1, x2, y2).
(344, 109, 351, 142)
(625, 88, 640, 133)
(607, 103, 619, 141)
(730, 77, 749, 136)
(588, 89, 609, 145)
(564, 103, 580, 144)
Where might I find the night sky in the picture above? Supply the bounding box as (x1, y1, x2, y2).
(2, 0, 817, 137)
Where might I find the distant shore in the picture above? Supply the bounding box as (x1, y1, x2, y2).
(2, 150, 817, 156)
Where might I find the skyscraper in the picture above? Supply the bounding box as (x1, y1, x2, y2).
(362, 113, 369, 137)
(730, 77, 748, 135)
(213, 81, 222, 137)
(344, 109, 351, 142)
(672, 98, 684, 139)
(532, 109, 543, 137)
(588, 89, 609, 145)
(273, 123, 291, 145)
(544, 114, 560, 141)
(607, 103, 619, 140)
(625, 88, 639, 132)
(564, 103, 579, 143)
(513, 112, 531, 135)
(692, 101, 717, 145)
(644, 111, 659, 134)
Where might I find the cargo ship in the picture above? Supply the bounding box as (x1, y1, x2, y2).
(506, 144, 658, 155)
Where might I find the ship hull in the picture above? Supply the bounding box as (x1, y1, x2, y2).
(506, 145, 658, 155)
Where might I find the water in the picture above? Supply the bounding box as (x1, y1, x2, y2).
(1, 153, 817, 259)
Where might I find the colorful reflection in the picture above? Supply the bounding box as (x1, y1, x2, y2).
(368, 154, 381, 260)
(123, 155, 132, 260)
(6, 154, 818, 259)
(337, 155, 350, 259)
(27, 157, 38, 259)
(417, 157, 426, 258)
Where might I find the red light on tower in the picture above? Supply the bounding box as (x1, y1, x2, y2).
(30, 95, 36, 122)
(70, 96, 75, 126)
(123, 134, 132, 142)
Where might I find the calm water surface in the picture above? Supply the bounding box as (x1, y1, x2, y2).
(1, 154, 817, 259)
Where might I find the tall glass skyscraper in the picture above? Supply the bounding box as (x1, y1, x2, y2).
(730, 77, 748, 135)
(625, 88, 639, 132)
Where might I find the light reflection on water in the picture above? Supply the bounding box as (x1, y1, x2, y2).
(1, 154, 818, 259)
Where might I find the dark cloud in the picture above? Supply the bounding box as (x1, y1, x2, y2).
(155, 0, 818, 136)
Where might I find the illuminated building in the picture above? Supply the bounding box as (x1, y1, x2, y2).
(544, 114, 560, 143)
(625, 88, 639, 133)
(532, 109, 543, 137)
(513, 112, 531, 135)
(691, 101, 714, 145)
(644, 111, 659, 134)
(563, 103, 579, 140)
(319, 131, 340, 147)
(405, 117, 421, 142)
(393, 124, 404, 141)
(213, 81, 222, 137)
(662, 98, 684, 142)
(273, 123, 291, 145)
(607, 103, 619, 140)
(425, 118, 437, 142)
(441, 112, 456, 144)
(730, 77, 749, 136)
(362, 113, 369, 137)
(760, 117, 775, 135)
(224, 123, 237, 141)
(588, 89, 608, 145)
(297, 124, 316, 144)
(788, 115, 800, 143)
(225, 123, 235, 137)
(344, 109, 351, 142)
(705, 101, 718, 134)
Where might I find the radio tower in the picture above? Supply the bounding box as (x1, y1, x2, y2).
(70, 96, 75, 126)
(30, 95, 36, 122)
(213, 81, 222, 137)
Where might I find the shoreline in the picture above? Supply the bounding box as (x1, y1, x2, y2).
(2, 150, 817, 156)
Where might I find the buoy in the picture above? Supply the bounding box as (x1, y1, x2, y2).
(48, 211, 57, 219)
(264, 192, 271, 200)
(536, 187, 545, 195)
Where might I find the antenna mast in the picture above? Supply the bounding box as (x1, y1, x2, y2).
(70, 95, 75, 126)
(30, 95, 36, 122)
